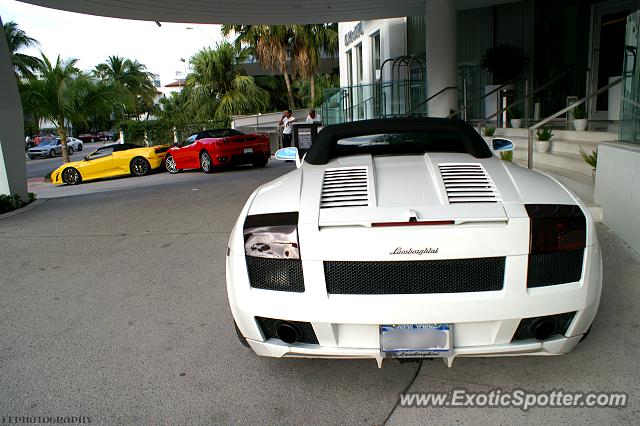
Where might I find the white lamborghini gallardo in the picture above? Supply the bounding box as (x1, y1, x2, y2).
(226, 118, 601, 367)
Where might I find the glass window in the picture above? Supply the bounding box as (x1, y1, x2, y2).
(335, 130, 468, 158)
(620, 10, 640, 142)
(371, 32, 381, 81)
(87, 146, 114, 160)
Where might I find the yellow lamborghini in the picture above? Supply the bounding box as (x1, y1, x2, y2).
(51, 143, 169, 185)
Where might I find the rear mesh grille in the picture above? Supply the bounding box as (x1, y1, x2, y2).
(527, 249, 584, 287)
(324, 258, 505, 294)
(512, 312, 576, 341)
(256, 317, 319, 344)
(438, 163, 500, 203)
(245, 256, 305, 292)
(320, 167, 369, 208)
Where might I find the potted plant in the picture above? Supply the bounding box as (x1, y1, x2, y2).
(509, 107, 522, 128)
(580, 147, 597, 181)
(499, 150, 513, 162)
(535, 127, 553, 152)
(482, 127, 495, 137)
(573, 106, 588, 131)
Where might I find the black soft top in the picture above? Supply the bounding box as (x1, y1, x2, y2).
(304, 117, 493, 165)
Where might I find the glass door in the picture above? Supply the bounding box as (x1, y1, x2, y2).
(620, 10, 640, 141)
(589, 1, 640, 120)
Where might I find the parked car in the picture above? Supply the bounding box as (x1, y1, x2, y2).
(164, 128, 270, 174)
(28, 138, 62, 158)
(78, 133, 101, 143)
(227, 117, 602, 367)
(62, 137, 84, 153)
(50, 143, 169, 185)
(34, 134, 56, 145)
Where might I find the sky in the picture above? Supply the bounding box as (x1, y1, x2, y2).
(0, 0, 225, 88)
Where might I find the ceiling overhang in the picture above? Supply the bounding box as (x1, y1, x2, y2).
(16, 0, 427, 24)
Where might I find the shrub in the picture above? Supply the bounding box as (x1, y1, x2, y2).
(0, 192, 36, 214)
(500, 151, 513, 162)
(536, 127, 553, 141)
(580, 147, 597, 168)
(483, 127, 496, 137)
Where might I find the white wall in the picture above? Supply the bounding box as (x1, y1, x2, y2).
(594, 143, 640, 254)
(338, 18, 407, 87)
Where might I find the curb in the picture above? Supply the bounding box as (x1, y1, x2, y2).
(0, 198, 49, 221)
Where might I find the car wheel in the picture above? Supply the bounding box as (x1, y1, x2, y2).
(165, 155, 180, 174)
(78, 144, 83, 152)
(68, 146, 74, 155)
(28, 155, 35, 160)
(234, 322, 250, 348)
(61, 167, 82, 185)
(253, 154, 269, 168)
(200, 151, 213, 173)
(49, 149, 56, 158)
(130, 157, 151, 176)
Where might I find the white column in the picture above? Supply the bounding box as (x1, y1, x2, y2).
(425, 0, 458, 117)
(0, 17, 28, 199)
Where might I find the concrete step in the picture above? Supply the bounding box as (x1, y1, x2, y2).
(513, 148, 594, 176)
(507, 136, 599, 157)
(491, 127, 617, 143)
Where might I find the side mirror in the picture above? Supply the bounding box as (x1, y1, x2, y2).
(492, 138, 514, 152)
(274, 147, 301, 168)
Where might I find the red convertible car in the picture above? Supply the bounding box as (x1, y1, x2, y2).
(165, 129, 271, 174)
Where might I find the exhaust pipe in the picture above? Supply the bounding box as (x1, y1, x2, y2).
(276, 321, 302, 344)
(530, 317, 558, 341)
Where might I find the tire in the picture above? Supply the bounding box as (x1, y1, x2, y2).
(234, 322, 250, 348)
(28, 156, 35, 160)
(61, 167, 82, 185)
(78, 144, 83, 152)
(200, 151, 213, 174)
(49, 149, 56, 158)
(165, 155, 180, 174)
(68, 146, 74, 155)
(253, 154, 269, 168)
(130, 157, 151, 176)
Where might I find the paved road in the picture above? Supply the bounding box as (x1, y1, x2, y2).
(1, 162, 639, 424)
(25, 142, 104, 179)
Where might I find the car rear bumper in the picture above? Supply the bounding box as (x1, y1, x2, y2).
(227, 244, 602, 366)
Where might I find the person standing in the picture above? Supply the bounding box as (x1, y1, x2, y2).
(279, 109, 295, 147)
(306, 109, 321, 123)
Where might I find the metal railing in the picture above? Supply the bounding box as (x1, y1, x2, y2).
(525, 77, 623, 169)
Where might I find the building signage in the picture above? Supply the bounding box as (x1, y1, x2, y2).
(344, 22, 364, 46)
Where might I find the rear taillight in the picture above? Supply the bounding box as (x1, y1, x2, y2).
(525, 204, 586, 253)
(525, 204, 586, 287)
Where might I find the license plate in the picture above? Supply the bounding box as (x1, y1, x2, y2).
(243, 148, 253, 154)
(380, 324, 452, 358)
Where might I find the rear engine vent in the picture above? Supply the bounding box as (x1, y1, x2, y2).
(438, 163, 500, 203)
(324, 257, 505, 294)
(320, 167, 369, 208)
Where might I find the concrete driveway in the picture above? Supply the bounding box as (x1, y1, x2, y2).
(1, 162, 638, 424)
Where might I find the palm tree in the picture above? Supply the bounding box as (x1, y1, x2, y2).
(94, 56, 157, 119)
(3, 21, 43, 80)
(291, 24, 338, 107)
(186, 42, 269, 119)
(22, 54, 114, 163)
(222, 24, 296, 108)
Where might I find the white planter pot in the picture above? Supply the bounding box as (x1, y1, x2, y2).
(535, 140, 551, 153)
(510, 119, 522, 128)
(573, 119, 588, 131)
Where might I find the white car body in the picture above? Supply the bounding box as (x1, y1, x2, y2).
(64, 137, 83, 152)
(226, 118, 601, 367)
